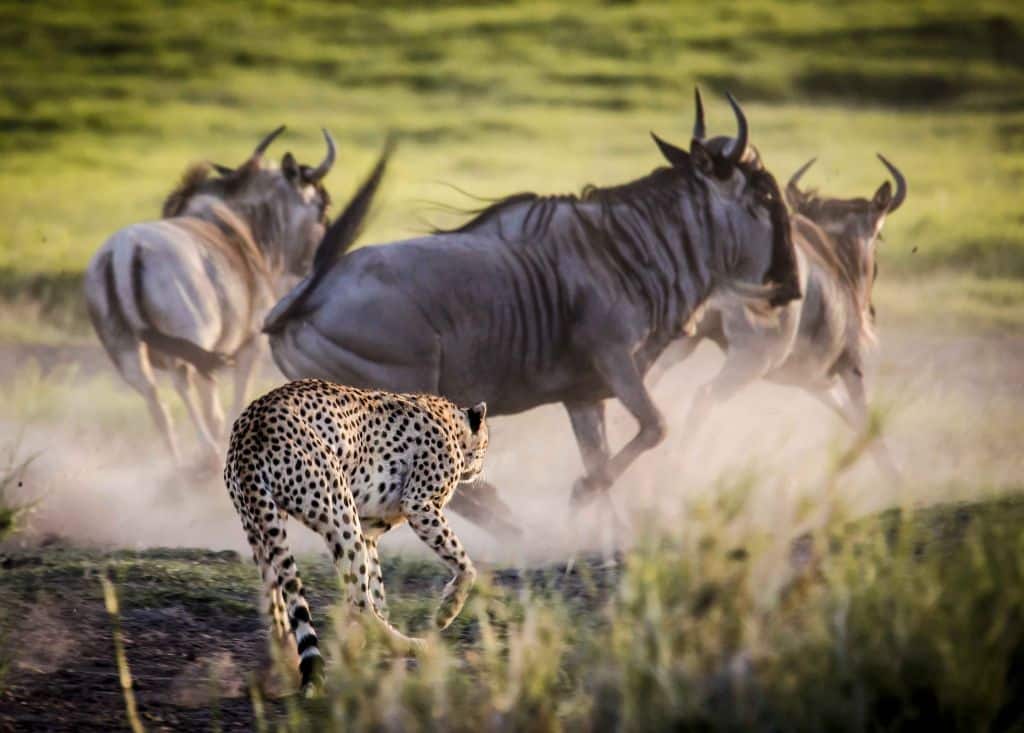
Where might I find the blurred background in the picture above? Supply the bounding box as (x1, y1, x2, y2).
(0, 0, 1021, 552)
(1, 1, 1023, 328)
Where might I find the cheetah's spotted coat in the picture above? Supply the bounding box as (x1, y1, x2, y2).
(224, 379, 488, 688)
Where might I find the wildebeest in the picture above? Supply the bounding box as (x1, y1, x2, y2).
(652, 154, 907, 477)
(262, 93, 801, 516)
(84, 127, 336, 463)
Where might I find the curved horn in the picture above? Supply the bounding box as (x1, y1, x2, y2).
(722, 92, 749, 165)
(692, 86, 706, 140)
(251, 124, 286, 159)
(306, 128, 336, 183)
(876, 153, 906, 212)
(785, 157, 816, 208)
(212, 163, 235, 176)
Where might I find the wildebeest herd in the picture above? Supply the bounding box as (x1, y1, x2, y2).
(84, 89, 906, 691)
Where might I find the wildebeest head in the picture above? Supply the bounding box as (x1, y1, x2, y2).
(785, 155, 907, 324)
(785, 154, 906, 249)
(163, 126, 337, 276)
(650, 89, 801, 307)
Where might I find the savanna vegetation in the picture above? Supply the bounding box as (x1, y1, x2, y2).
(3, 479, 1024, 730)
(1, 1, 1023, 730)
(1, 0, 1023, 335)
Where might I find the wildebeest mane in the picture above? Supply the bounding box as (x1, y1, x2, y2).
(792, 193, 877, 301)
(432, 165, 687, 240)
(162, 163, 216, 218)
(792, 208, 877, 347)
(793, 191, 875, 221)
(434, 159, 798, 319)
(160, 163, 274, 300)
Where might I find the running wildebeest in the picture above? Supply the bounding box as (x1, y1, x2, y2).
(261, 93, 802, 520)
(85, 127, 336, 463)
(651, 154, 907, 478)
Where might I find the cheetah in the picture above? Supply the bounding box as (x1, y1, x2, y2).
(224, 378, 488, 690)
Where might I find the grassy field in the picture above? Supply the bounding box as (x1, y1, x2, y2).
(1, 0, 1024, 336)
(2, 491, 1023, 730)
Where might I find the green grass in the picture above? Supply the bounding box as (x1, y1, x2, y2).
(0, 443, 33, 542)
(286, 491, 1024, 731)
(1, 0, 1023, 336)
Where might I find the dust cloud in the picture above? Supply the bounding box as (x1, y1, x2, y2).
(3, 327, 1022, 566)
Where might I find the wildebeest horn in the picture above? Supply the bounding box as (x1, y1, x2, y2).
(306, 128, 336, 183)
(252, 124, 286, 159)
(876, 153, 906, 212)
(785, 157, 816, 208)
(722, 92, 749, 165)
(212, 163, 235, 176)
(692, 86, 706, 141)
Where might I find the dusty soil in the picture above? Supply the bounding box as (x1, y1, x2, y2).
(0, 545, 619, 732)
(3, 497, 1024, 731)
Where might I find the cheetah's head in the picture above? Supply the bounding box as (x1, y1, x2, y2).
(459, 402, 489, 481)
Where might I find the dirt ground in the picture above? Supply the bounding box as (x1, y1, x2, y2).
(0, 545, 617, 732)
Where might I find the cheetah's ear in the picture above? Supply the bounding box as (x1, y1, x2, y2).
(466, 402, 487, 434)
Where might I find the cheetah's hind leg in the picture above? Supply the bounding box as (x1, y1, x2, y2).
(317, 474, 423, 652)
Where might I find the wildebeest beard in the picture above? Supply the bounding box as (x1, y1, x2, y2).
(753, 170, 801, 306)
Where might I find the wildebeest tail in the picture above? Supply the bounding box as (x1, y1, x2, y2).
(137, 330, 231, 375)
(125, 248, 232, 375)
(262, 137, 394, 334)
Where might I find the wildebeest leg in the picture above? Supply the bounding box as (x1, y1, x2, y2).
(118, 343, 180, 462)
(566, 401, 629, 562)
(572, 351, 667, 504)
(194, 372, 226, 445)
(170, 363, 220, 461)
(682, 349, 774, 441)
(231, 338, 263, 422)
(645, 337, 700, 389)
(446, 479, 523, 539)
(566, 401, 625, 532)
(567, 401, 610, 486)
(838, 370, 902, 481)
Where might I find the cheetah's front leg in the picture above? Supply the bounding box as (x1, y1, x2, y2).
(402, 497, 476, 630)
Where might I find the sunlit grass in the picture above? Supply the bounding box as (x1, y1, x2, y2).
(875, 273, 1024, 332)
(268, 478, 1024, 731)
(0, 443, 34, 541)
(1, 0, 1023, 335)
